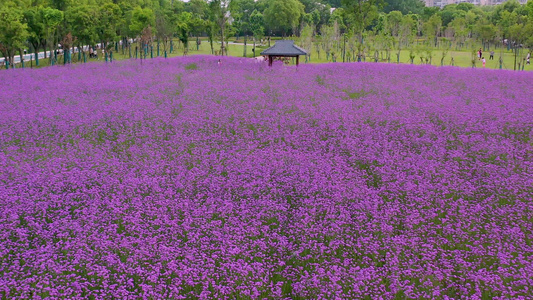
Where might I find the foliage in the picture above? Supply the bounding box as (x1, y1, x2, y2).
(1, 0, 533, 69)
(129, 6, 155, 37)
(23, 7, 46, 53)
(97, 3, 122, 49)
(342, 0, 384, 36)
(65, 5, 96, 48)
(264, 0, 305, 36)
(0, 6, 28, 65)
(383, 0, 425, 15)
(250, 9, 264, 41)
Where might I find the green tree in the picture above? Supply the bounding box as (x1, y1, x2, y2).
(503, 0, 521, 14)
(449, 16, 468, 49)
(387, 11, 403, 37)
(421, 6, 440, 22)
(330, 7, 345, 32)
(65, 4, 97, 59)
(424, 14, 442, 47)
(186, 0, 209, 17)
(508, 20, 533, 70)
(42, 7, 63, 60)
(456, 3, 474, 12)
(209, 0, 230, 55)
(526, 0, 533, 18)
(321, 0, 341, 8)
(176, 11, 192, 54)
(229, 0, 256, 36)
(439, 5, 466, 28)
(229, 0, 256, 56)
(498, 10, 517, 40)
(299, 0, 324, 13)
(24, 6, 46, 63)
(129, 6, 155, 38)
(383, 0, 424, 15)
(0, 6, 28, 68)
(188, 0, 209, 50)
(299, 23, 313, 61)
(474, 20, 496, 51)
(395, 13, 415, 63)
(342, 0, 384, 60)
(250, 9, 264, 56)
(464, 10, 477, 37)
(97, 3, 122, 52)
(264, 0, 305, 36)
(49, 0, 71, 11)
(155, 8, 174, 56)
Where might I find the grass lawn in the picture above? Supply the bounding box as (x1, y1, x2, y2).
(6, 38, 531, 71)
(302, 47, 531, 71)
(17, 40, 266, 69)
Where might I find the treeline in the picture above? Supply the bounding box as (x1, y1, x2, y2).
(1, 0, 532, 68)
(301, 0, 533, 70)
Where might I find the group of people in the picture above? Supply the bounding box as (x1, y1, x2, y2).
(477, 48, 493, 68)
(89, 46, 106, 59)
(478, 48, 495, 61)
(89, 48, 97, 58)
(478, 48, 531, 68)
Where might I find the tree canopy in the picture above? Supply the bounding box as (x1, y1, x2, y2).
(1, 0, 533, 66)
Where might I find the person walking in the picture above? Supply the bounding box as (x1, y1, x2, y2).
(478, 48, 483, 60)
(490, 50, 494, 60)
(482, 57, 486, 68)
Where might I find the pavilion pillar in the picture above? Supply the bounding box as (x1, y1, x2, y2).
(269, 55, 273, 67)
(296, 56, 299, 66)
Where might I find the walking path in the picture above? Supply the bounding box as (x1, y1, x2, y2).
(1, 41, 266, 65)
(0, 45, 98, 65)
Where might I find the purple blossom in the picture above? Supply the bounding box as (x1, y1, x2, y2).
(0, 56, 532, 299)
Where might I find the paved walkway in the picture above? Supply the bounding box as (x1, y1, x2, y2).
(0, 45, 98, 65)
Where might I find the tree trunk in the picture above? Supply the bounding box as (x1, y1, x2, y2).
(10, 52, 15, 69)
(358, 31, 364, 61)
(514, 45, 517, 71)
(243, 35, 247, 57)
(19, 49, 24, 68)
(220, 22, 225, 56)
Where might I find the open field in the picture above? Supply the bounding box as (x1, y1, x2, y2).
(302, 46, 531, 70)
(8, 38, 532, 71)
(1, 57, 532, 299)
(10, 41, 264, 69)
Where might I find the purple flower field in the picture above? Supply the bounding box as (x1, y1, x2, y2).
(1, 57, 532, 299)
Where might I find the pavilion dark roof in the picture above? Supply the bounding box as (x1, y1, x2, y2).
(260, 40, 307, 56)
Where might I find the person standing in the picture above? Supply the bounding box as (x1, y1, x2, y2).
(482, 57, 486, 68)
(479, 48, 483, 60)
(490, 50, 494, 60)
(527, 52, 531, 65)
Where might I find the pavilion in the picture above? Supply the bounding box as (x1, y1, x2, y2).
(260, 40, 308, 66)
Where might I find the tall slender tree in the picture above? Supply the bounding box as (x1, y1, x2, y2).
(0, 6, 28, 68)
(210, 0, 230, 56)
(342, 0, 384, 60)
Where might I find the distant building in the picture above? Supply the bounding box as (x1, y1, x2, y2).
(424, 0, 527, 7)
